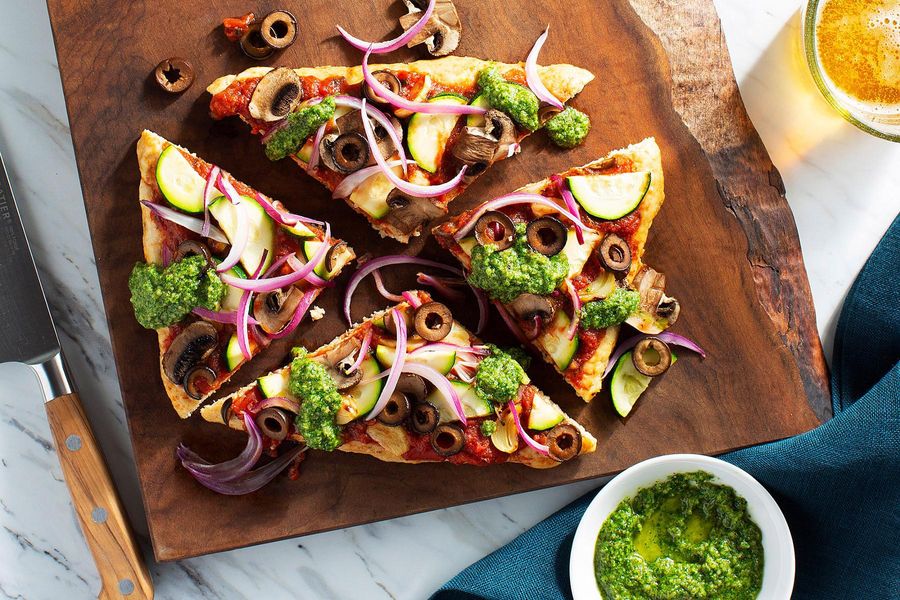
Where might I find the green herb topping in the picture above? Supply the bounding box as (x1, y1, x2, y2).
(545, 107, 591, 148)
(265, 96, 336, 161)
(128, 255, 225, 330)
(474, 345, 528, 404)
(580, 287, 640, 330)
(288, 348, 343, 451)
(477, 67, 540, 131)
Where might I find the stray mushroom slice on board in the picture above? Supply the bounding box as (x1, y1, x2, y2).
(399, 0, 462, 56)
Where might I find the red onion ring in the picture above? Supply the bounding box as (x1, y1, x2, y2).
(202, 166, 220, 238)
(255, 396, 301, 414)
(337, 0, 435, 53)
(453, 193, 589, 241)
(269, 289, 317, 340)
(552, 174, 584, 245)
(472, 285, 490, 334)
(348, 328, 374, 372)
(217, 171, 243, 205)
(236, 250, 268, 361)
(254, 193, 325, 228)
(410, 343, 488, 356)
(260, 119, 288, 145)
(366, 308, 408, 420)
(404, 362, 466, 425)
(361, 98, 468, 198)
(140, 201, 229, 244)
(565, 281, 581, 340)
(602, 332, 707, 379)
(525, 27, 564, 110)
(372, 268, 404, 302)
(216, 202, 250, 273)
(331, 160, 405, 199)
(508, 398, 549, 456)
(335, 96, 408, 172)
(306, 123, 327, 172)
(401, 290, 421, 308)
(285, 254, 333, 288)
(416, 273, 465, 302)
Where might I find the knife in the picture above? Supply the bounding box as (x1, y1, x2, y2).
(0, 153, 153, 599)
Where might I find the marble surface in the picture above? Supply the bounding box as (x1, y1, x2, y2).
(0, 1, 897, 598)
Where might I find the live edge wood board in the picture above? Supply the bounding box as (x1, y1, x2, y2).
(46, 0, 829, 560)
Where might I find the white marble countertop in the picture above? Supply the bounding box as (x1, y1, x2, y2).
(0, 1, 897, 598)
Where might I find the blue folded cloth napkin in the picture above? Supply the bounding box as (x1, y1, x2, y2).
(432, 214, 899, 600)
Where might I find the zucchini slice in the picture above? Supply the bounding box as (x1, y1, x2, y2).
(466, 93, 492, 127)
(156, 145, 207, 213)
(374, 344, 457, 375)
(537, 309, 580, 371)
(426, 380, 493, 421)
(345, 354, 383, 417)
(208, 194, 275, 275)
(567, 171, 651, 220)
(610, 350, 677, 417)
(219, 263, 248, 312)
(527, 393, 565, 430)
(407, 94, 467, 173)
(257, 370, 290, 398)
(223, 334, 244, 372)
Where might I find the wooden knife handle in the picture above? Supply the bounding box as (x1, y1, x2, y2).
(45, 393, 154, 600)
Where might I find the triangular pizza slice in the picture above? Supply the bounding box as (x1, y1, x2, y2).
(133, 130, 355, 417)
(200, 291, 596, 467)
(433, 138, 680, 401)
(206, 56, 593, 243)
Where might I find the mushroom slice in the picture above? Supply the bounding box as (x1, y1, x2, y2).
(409, 402, 439, 434)
(483, 110, 517, 158)
(547, 423, 582, 462)
(384, 307, 415, 338)
(474, 211, 515, 250)
(256, 407, 290, 441)
(377, 392, 411, 426)
(396, 373, 428, 403)
(508, 293, 555, 323)
(625, 266, 681, 334)
(328, 352, 363, 390)
(414, 302, 453, 342)
(249, 67, 302, 122)
(450, 127, 498, 179)
(324, 240, 350, 274)
(173, 240, 212, 267)
(364, 70, 402, 105)
(162, 322, 219, 384)
(399, 0, 462, 57)
(254, 286, 303, 334)
(598, 233, 632, 275)
(335, 110, 400, 160)
(526, 217, 567, 257)
(632, 337, 672, 377)
(430, 423, 466, 456)
(182, 365, 216, 400)
(383, 189, 444, 235)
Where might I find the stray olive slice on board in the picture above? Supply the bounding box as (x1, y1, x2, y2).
(414, 302, 453, 342)
(598, 233, 632, 274)
(430, 423, 466, 456)
(364, 70, 402, 104)
(182, 365, 216, 400)
(526, 216, 567, 256)
(240, 23, 274, 60)
(377, 392, 411, 426)
(409, 402, 440, 434)
(256, 407, 290, 441)
(632, 337, 672, 377)
(260, 10, 297, 50)
(154, 57, 194, 93)
(474, 211, 515, 249)
(547, 423, 582, 462)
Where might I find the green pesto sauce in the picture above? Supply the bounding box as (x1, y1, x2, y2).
(595, 471, 764, 600)
(478, 67, 540, 131)
(474, 346, 528, 404)
(288, 348, 343, 451)
(545, 107, 591, 149)
(128, 255, 225, 330)
(480, 420, 497, 437)
(467, 223, 568, 303)
(265, 96, 336, 161)
(580, 287, 640, 330)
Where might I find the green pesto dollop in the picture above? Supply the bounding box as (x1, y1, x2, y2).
(545, 107, 591, 149)
(474, 346, 528, 404)
(477, 67, 540, 131)
(580, 287, 640, 330)
(467, 223, 568, 303)
(480, 420, 497, 437)
(128, 255, 225, 330)
(265, 96, 336, 161)
(595, 471, 764, 600)
(288, 348, 343, 451)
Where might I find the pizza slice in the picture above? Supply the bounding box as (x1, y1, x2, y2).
(433, 138, 680, 402)
(200, 290, 596, 468)
(206, 56, 593, 243)
(133, 130, 355, 417)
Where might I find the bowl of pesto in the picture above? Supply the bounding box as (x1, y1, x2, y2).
(569, 454, 794, 600)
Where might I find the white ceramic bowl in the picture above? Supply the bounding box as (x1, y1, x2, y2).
(569, 454, 794, 600)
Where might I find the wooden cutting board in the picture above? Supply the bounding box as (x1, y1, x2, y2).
(46, 0, 829, 561)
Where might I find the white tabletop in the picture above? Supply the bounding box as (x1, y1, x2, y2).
(0, 2, 897, 598)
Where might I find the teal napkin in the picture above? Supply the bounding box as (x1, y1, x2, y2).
(432, 214, 900, 600)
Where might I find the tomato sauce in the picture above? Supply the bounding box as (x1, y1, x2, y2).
(210, 78, 259, 121)
(401, 419, 509, 465)
(232, 386, 263, 417)
(567, 328, 606, 378)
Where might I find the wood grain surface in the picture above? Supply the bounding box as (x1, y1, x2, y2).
(46, 0, 829, 560)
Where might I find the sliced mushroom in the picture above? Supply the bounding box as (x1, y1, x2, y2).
(474, 211, 515, 249)
(256, 407, 290, 441)
(377, 392, 411, 426)
(526, 217, 567, 257)
(383, 189, 444, 234)
(249, 67, 302, 122)
(324, 240, 349, 274)
(430, 423, 466, 456)
(508, 293, 555, 322)
(259, 10, 297, 50)
(240, 23, 274, 60)
(409, 402, 439, 434)
(632, 337, 672, 377)
(598, 233, 632, 275)
(450, 127, 498, 179)
(538, 104, 563, 126)
(414, 302, 453, 342)
(399, 0, 461, 57)
(547, 423, 582, 462)
(173, 240, 212, 267)
(328, 352, 363, 390)
(633, 266, 666, 316)
(384, 307, 415, 338)
(254, 286, 304, 334)
(335, 109, 400, 160)
(182, 365, 216, 400)
(162, 322, 218, 384)
(364, 70, 402, 104)
(396, 373, 428, 403)
(484, 110, 517, 151)
(626, 266, 681, 333)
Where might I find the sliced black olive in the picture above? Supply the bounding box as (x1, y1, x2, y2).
(526, 216, 567, 257)
(249, 67, 302, 122)
(256, 407, 290, 441)
(508, 293, 554, 322)
(329, 353, 363, 390)
(384, 308, 414, 338)
(240, 23, 274, 60)
(414, 302, 453, 342)
(409, 402, 439, 434)
(632, 337, 672, 377)
(547, 423, 582, 462)
(254, 286, 303, 334)
(220, 397, 234, 424)
(396, 373, 428, 403)
(598, 233, 632, 275)
(430, 423, 466, 456)
(538, 104, 563, 126)
(474, 211, 515, 249)
(324, 240, 348, 274)
(154, 57, 194, 94)
(173, 240, 212, 267)
(182, 365, 216, 400)
(377, 392, 411, 426)
(364, 70, 402, 104)
(162, 322, 218, 384)
(384, 189, 444, 235)
(260, 10, 297, 50)
(330, 132, 369, 173)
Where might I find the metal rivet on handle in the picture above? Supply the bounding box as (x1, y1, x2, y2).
(118, 578, 135, 596)
(65, 434, 82, 452)
(91, 507, 107, 524)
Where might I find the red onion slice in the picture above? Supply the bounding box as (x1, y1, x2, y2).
(401, 290, 421, 308)
(140, 200, 228, 244)
(306, 123, 328, 172)
(472, 285, 490, 334)
(416, 273, 465, 302)
(565, 281, 581, 340)
(236, 250, 268, 361)
(361, 98, 468, 198)
(453, 193, 589, 241)
(525, 27, 564, 110)
(404, 362, 466, 425)
(192, 307, 259, 326)
(335, 96, 408, 172)
(366, 308, 408, 420)
(216, 202, 250, 273)
(285, 254, 333, 288)
(372, 268, 405, 302)
(553, 174, 584, 245)
(255, 396, 301, 414)
(602, 332, 707, 379)
(348, 328, 374, 372)
(269, 289, 317, 340)
(410, 342, 488, 356)
(254, 192, 324, 228)
(508, 398, 549, 456)
(332, 160, 405, 199)
(362, 49, 487, 115)
(202, 166, 220, 238)
(337, 0, 435, 53)
(217, 172, 243, 205)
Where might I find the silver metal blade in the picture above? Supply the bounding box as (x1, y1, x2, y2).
(0, 151, 61, 365)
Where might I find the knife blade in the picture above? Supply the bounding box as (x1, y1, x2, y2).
(0, 152, 153, 599)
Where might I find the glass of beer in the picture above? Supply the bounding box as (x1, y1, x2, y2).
(802, 0, 900, 141)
